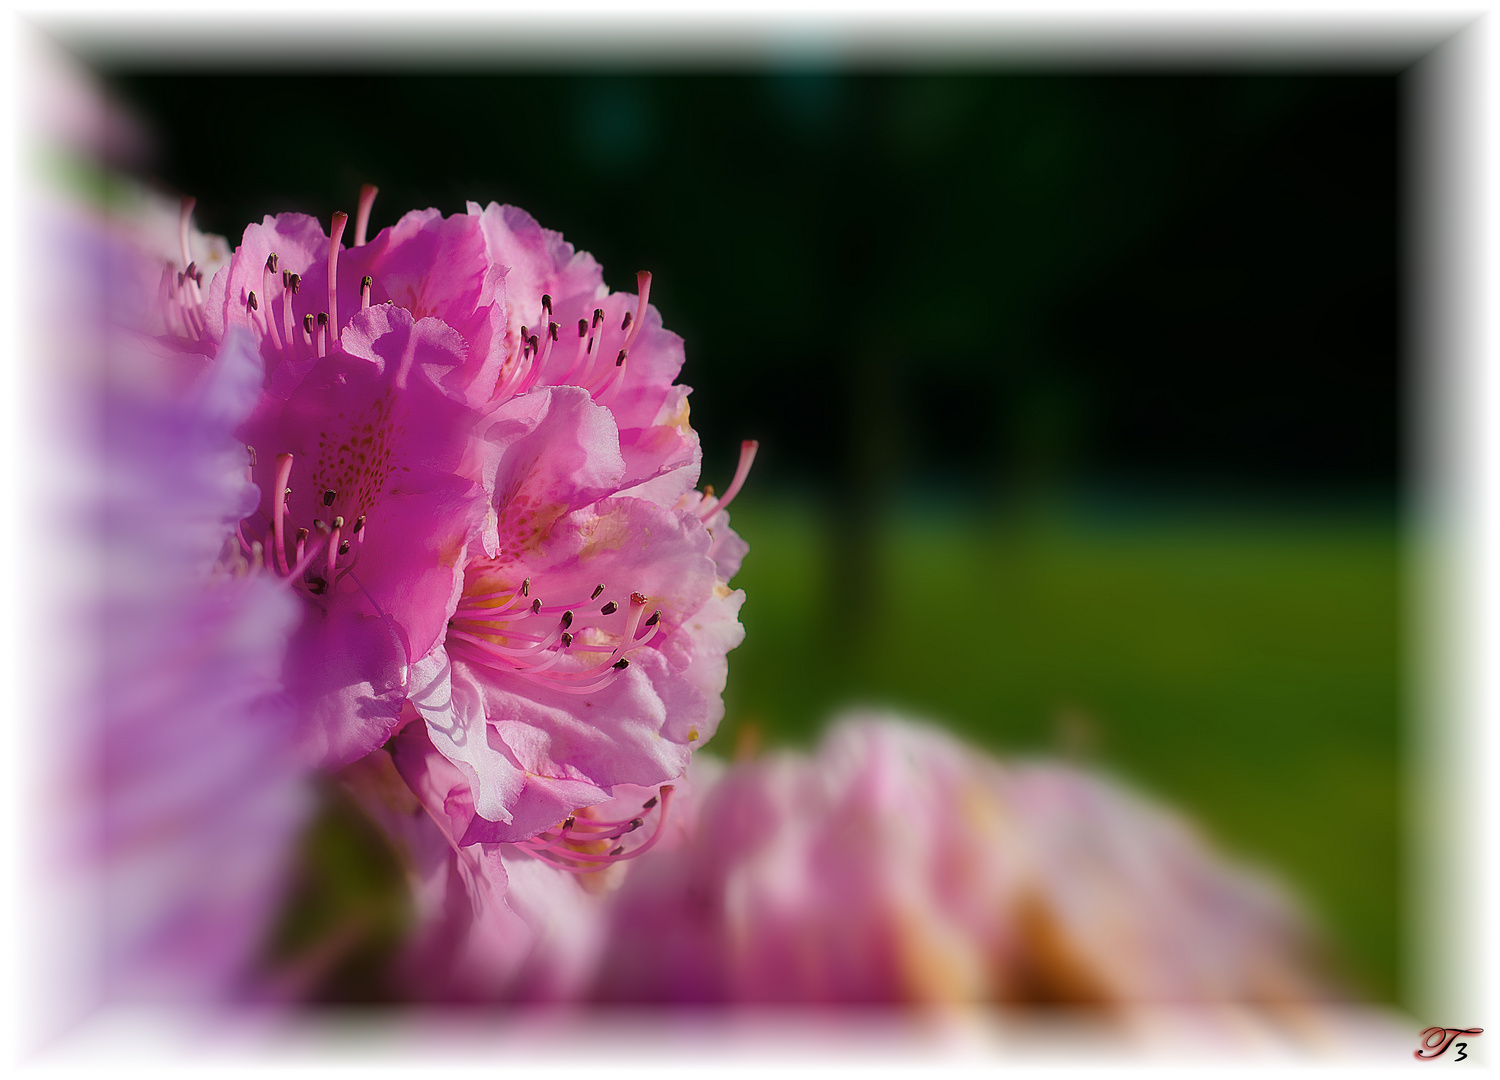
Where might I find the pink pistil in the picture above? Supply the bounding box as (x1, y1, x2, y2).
(279, 532, 328, 594)
(177, 197, 195, 277)
(354, 184, 378, 247)
(327, 211, 348, 335)
(698, 440, 759, 519)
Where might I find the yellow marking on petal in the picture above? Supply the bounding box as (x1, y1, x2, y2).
(576, 509, 636, 561)
(687, 726, 699, 742)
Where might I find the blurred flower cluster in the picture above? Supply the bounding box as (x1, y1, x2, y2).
(79, 176, 758, 1002)
(40, 61, 1338, 1021)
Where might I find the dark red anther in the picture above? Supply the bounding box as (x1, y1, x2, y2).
(600, 601, 619, 616)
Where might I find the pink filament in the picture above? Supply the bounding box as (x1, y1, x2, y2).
(326, 521, 342, 583)
(262, 262, 284, 351)
(272, 454, 293, 575)
(521, 786, 675, 873)
(282, 278, 299, 363)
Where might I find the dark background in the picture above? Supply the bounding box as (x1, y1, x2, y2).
(100, 72, 1399, 504)
(94, 69, 1404, 1002)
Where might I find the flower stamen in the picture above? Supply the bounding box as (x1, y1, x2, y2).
(262, 254, 284, 351)
(515, 785, 676, 873)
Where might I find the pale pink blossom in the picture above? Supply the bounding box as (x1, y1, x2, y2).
(592, 715, 1333, 1005)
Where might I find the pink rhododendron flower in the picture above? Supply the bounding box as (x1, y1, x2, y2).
(467, 202, 702, 506)
(408, 385, 748, 843)
(118, 188, 752, 1006)
(142, 192, 749, 793)
(338, 719, 685, 1001)
(591, 715, 1333, 1006)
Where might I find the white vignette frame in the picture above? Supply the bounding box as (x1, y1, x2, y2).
(1, 3, 1495, 1076)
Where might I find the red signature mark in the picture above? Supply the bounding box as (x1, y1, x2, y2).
(1416, 1027, 1483, 1061)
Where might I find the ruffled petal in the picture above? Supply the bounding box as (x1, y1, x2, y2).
(284, 605, 408, 768)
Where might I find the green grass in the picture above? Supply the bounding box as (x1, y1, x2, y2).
(717, 495, 1402, 1002)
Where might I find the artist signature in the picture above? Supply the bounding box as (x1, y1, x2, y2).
(1416, 1027, 1484, 1061)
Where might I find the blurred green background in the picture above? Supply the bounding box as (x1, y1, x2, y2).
(92, 68, 1401, 1002)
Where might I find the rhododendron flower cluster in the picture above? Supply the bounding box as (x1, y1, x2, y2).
(152, 191, 749, 806)
(88, 182, 752, 1000)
